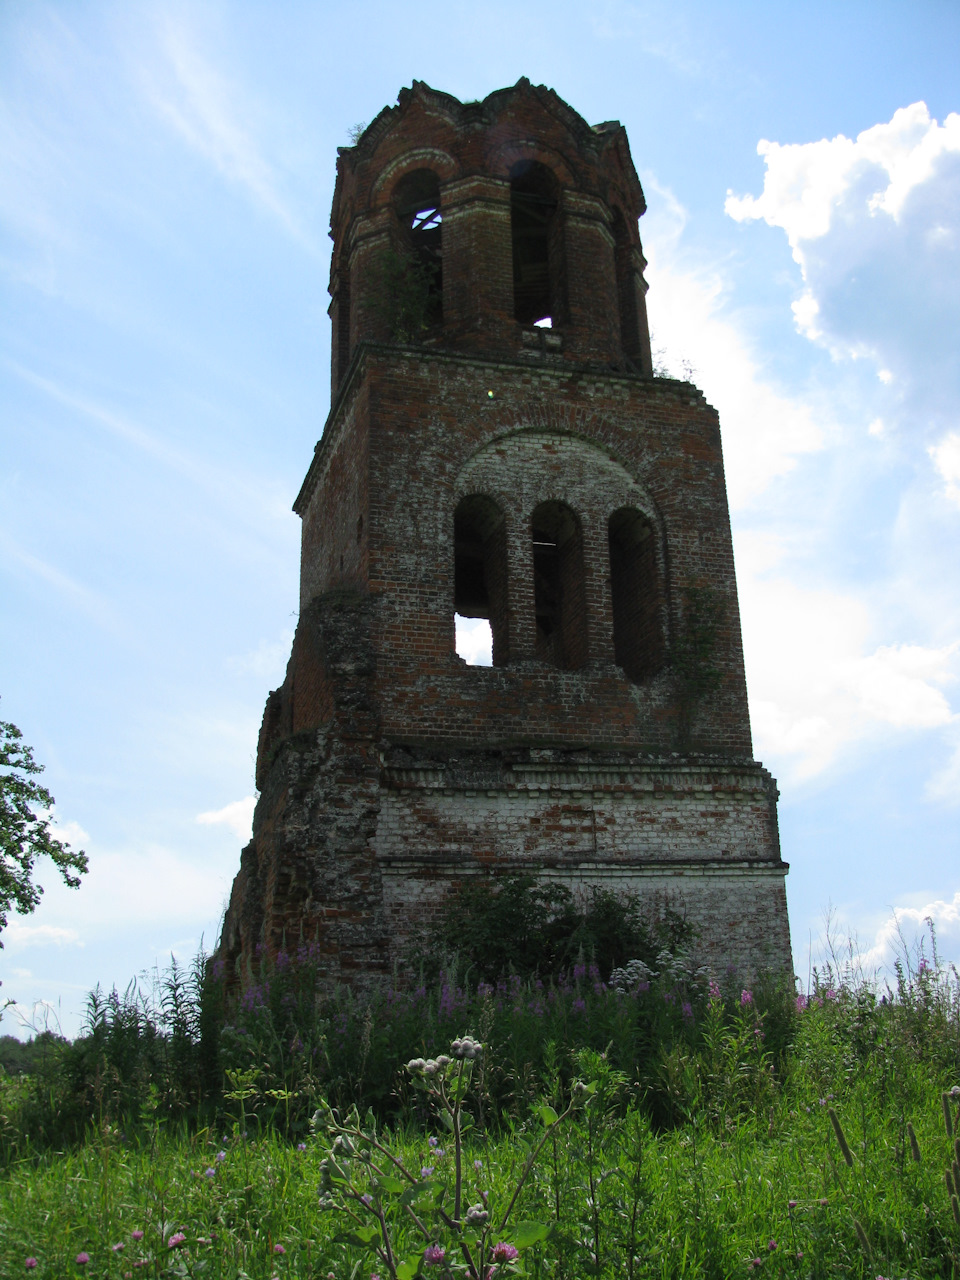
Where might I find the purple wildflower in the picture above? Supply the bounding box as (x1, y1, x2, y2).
(795, 994, 807, 1011)
(274, 1244, 286, 1255)
(112, 1242, 125, 1252)
(767, 1239, 777, 1251)
(421, 1166, 435, 1178)
(131, 1231, 144, 1242)
(204, 1167, 216, 1178)
(491, 1242, 520, 1262)
(216, 1150, 226, 1161)
(709, 979, 721, 1000)
(76, 1254, 90, 1267)
(429, 1136, 439, 1148)
(297, 1142, 307, 1151)
(25, 1263, 38, 1272)
(168, 1233, 187, 1249)
(740, 989, 753, 1006)
(424, 1244, 445, 1265)
(682, 1001, 694, 1021)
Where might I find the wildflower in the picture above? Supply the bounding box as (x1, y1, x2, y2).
(274, 1244, 286, 1255)
(450, 1036, 482, 1060)
(217, 1149, 227, 1161)
(421, 1165, 435, 1178)
(132, 1232, 144, 1242)
(361, 1194, 373, 1207)
(787, 1200, 797, 1209)
(709, 979, 721, 1000)
(795, 994, 807, 1011)
(76, 1255, 90, 1267)
(424, 1244, 446, 1265)
(748, 1260, 762, 1270)
(297, 1142, 307, 1151)
(168, 1233, 187, 1249)
(25, 1263, 38, 1271)
(113, 1242, 126, 1252)
(491, 1242, 519, 1262)
(429, 1135, 439, 1147)
(740, 989, 753, 1006)
(767, 1239, 777, 1251)
(465, 1204, 490, 1226)
(474, 1159, 483, 1171)
(204, 1167, 216, 1178)
(682, 1001, 694, 1021)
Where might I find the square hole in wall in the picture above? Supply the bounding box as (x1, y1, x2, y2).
(455, 615, 492, 666)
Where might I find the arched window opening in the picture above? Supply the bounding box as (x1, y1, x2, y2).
(393, 169, 443, 327)
(531, 501, 587, 670)
(611, 209, 639, 359)
(608, 507, 664, 682)
(510, 161, 561, 326)
(454, 495, 509, 666)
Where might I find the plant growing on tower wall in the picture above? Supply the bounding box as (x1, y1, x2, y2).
(377, 246, 438, 343)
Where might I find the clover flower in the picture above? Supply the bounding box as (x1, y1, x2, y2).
(167, 1233, 187, 1249)
(274, 1244, 286, 1254)
(423, 1244, 445, 1265)
(131, 1231, 144, 1242)
(76, 1254, 90, 1266)
(491, 1242, 519, 1262)
(25, 1262, 38, 1271)
(112, 1242, 125, 1252)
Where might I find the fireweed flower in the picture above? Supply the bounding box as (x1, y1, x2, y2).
(740, 989, 753, 1006)
(491, 1242, 519, 1262)
(423, 1244, 445, 1265)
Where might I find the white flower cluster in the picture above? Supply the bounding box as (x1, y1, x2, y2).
(450, 1036, 483, 1060)
(464, 1204, 489, 1226)
(405, 1054, 453, 1077)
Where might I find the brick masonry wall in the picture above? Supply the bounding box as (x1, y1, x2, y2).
(218, 79, 793, 987)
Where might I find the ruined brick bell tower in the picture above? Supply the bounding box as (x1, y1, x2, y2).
(219, 80, 792, 982)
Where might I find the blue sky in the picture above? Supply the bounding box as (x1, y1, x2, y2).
(2, 0, 958, 1036)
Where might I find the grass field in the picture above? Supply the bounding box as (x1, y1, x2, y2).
(2, 944, 959, 1277)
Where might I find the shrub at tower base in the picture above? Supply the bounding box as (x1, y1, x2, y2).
(2, 945, 960, 1277)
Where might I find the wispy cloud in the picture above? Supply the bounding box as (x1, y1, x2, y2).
(0, 528, 120, 629)
(134, 11, 318, 253)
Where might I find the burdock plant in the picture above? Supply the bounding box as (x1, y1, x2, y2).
(313, 1033, 593, 1278)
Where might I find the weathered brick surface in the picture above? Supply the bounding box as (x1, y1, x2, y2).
(218, 79, 792, 986)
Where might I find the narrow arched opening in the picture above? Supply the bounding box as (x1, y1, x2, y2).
(393, 169, 443, 329)
(531, 500, 587, 670)
(510, 161, 561, 327)
(454, 495, 509, 666)
(608, 507, 664, 682)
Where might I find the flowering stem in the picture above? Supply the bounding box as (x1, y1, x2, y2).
(497, 1095, 578, 1233)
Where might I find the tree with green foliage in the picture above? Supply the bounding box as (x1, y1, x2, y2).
(0, 713, 87, 948)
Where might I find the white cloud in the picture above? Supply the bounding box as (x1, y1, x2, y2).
(3, 922, 81, 951)
(930, 432, 960, 508)
(857, 892, 960, 975)
(642, 176, 825, 507)
(725, 103, 960, 434)
(196, 795, 256, 843)
(726, 103, 960, 249)
(738, 533, 958, 779)
(52, 819, 91, 849)
(455, 616, 492, 666)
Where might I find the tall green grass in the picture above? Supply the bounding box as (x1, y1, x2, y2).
(1, 942, 959, 1276)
